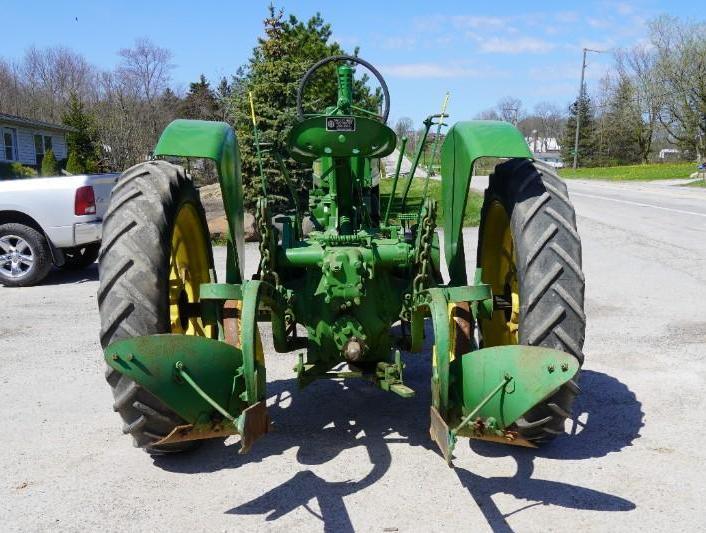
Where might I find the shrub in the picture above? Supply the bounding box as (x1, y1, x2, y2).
(66, 151, 86, 174)
(11, 162, 37, 178)
(41, 149, 58, 176)
(0, 162, 38, 179)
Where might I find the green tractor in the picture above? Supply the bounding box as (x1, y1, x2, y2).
(98, 56, 584, 463)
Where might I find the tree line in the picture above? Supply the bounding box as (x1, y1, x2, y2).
(0, 6, 380, 204)
(1, 9, 703, 187)
(0, 38, 233, 175)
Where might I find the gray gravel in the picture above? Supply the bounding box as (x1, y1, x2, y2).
(1, 178, 705, 532)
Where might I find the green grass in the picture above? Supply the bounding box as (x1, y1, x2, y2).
(380, 177, 482, 227)
(559, 162, 696, 181)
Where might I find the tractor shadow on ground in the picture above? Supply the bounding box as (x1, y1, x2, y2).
(155, 331, 644, 532)
(456, 369, 644, 532)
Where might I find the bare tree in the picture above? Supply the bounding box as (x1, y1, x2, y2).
(615, 46, 661, 163)
(94, 38, 176, 165)
(473, 108, 500, 120)
(21, 46, 96, 122)
(649, 15, 706, 161)
(393, 116, 413, 139)
(117, 38, 173, 104)
(533, 102, 564, 150)
(496, 96, 524, 125)
(0, 59, 22, 115)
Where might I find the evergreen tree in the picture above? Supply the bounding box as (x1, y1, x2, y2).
(41, 149, 58, 176)
(66, 150, 86, 174)
(602, 76, 643, 164)
(228, 6, 381, 208)
(180, 75, 219, 120)
(62, 93, 99, 171)
(561, 90, 597, 167)
(160, 88, 183, 123)
(216, 77, 232, 120)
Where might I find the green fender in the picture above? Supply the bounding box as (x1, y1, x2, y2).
(440, 120, 532, 285)
(154, 119, 245, 283)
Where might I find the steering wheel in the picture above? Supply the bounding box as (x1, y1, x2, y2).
(296, 55, 391, 123)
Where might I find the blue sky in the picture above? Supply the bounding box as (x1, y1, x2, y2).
(2, 1, 703, 126)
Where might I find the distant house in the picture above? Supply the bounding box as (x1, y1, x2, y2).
(658, 148, 681, 161)
(526, 136, 564, 168)
(0, 113, 75, 169)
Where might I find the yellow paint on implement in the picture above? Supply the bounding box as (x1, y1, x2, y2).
(169, 202, 211, 336)
(433, 301, 473, 368)
(479, 200, 520, 346)
(248, 91, 258, 128)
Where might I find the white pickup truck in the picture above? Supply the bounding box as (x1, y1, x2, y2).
(0, 174, 117, 286)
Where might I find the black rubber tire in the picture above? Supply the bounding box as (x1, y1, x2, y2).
(0, 223, 52, 287)
(98, 160, 213, 454)
(477, 159, 585, 444)
(61, 243, 100, 270)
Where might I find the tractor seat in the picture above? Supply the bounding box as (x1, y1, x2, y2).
(287, 116, 397, 163)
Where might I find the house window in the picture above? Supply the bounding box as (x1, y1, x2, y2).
(34, 134, 53, 166)
(2, 128, 17, 161)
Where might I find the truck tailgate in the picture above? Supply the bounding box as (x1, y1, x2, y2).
(87, 174, 119, 219)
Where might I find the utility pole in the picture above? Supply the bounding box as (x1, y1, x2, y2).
(572, 48, 603, 169)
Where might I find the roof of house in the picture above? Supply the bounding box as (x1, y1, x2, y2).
(0, 112, 77, 133)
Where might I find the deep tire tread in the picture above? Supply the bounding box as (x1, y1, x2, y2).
(478, 159, 586, 444)
(98, 160, 211, 455)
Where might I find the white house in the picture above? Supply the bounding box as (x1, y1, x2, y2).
(0, 113, 74, 169)
(525, 136, 564, 168)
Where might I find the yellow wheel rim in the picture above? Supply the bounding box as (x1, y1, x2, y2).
(479, 200, 520, 346)
(169, 202, 211, 337)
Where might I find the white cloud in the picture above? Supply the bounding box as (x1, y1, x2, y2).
(450, 15, 507, 29)
(381, 36, 417, 50)
(479, 37, 556, 54)
(615, 2, 636, 15)
(587, 17, 613, 29)
(380, 62, 503, 79)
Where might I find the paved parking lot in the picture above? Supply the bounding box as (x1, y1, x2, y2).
(1, 178, 705, 532)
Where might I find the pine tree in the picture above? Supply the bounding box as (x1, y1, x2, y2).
(66, 150, 86, 174)
(561, 90, 597, 167)
(160, 88, 182, 124)
(180, 75, 219, 120)
(41, 149, 58, 176)
(216, 77, 232, 120)
(603, 76, 642, 165)
(62, 93, 99, 172)
(227, 6, 381, 208)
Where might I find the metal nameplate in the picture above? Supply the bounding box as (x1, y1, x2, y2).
(326, 117, 356, 132)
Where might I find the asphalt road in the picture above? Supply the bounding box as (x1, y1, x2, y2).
(2, 177, 705, 532)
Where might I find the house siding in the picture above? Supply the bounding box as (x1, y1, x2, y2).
(1, 123, 69, 166)
(16, 129, 36, 165)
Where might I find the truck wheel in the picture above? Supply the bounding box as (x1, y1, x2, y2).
(477, 159, 585, 444)
(61, 243, 100, 270)
(98, 160, 214, 454)
(0, 223, 52, 287)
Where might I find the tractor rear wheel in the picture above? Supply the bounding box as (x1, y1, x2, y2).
(98, 160, 214, 454)
(477, 159, 585, 444)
